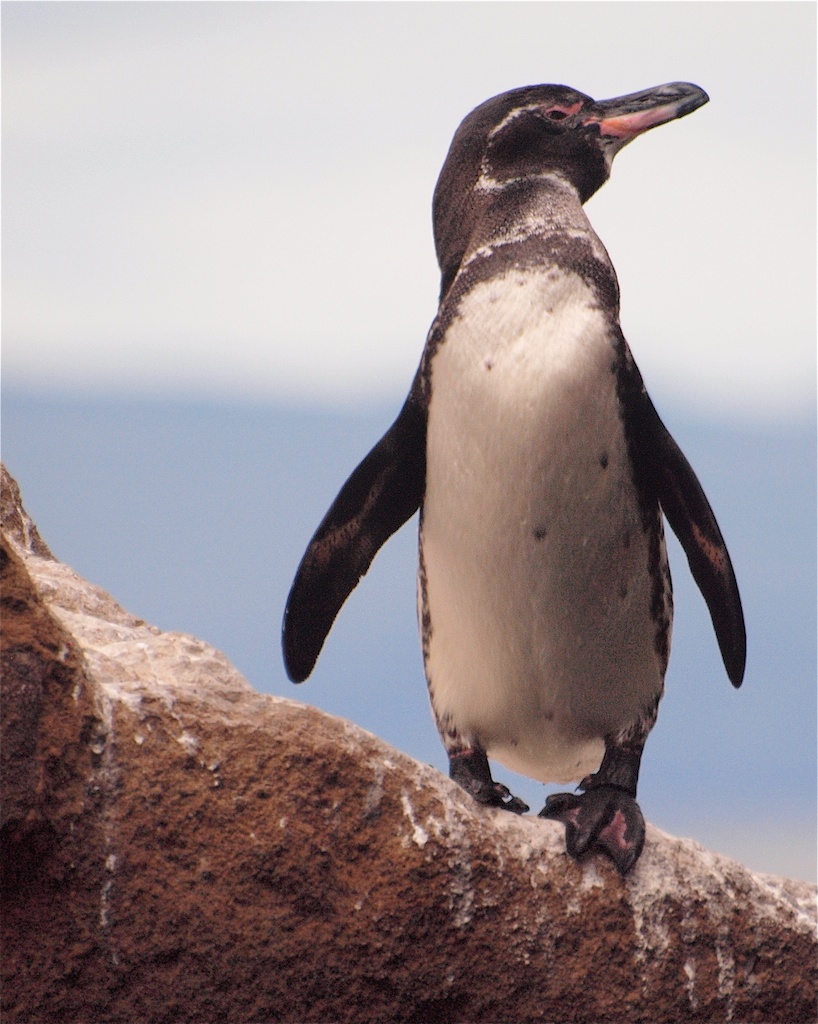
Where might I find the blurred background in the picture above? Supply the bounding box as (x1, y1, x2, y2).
(3, 2, 815, 880)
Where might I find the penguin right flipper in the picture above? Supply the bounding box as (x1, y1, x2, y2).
(282, 391, 427, 683)
(636, 393, 747, 688)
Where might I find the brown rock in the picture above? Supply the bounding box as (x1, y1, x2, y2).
(2, 463, 816, 1024)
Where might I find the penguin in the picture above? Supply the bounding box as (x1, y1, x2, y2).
(282, 82, 746, 875)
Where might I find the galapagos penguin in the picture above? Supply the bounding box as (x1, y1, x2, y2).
(282, 82, 746, 875)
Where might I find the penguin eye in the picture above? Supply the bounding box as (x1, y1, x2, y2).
(544, 108, 569, 121)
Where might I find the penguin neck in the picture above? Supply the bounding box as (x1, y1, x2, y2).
(442, 174, 619, 314)
(468, 173, 602, 262)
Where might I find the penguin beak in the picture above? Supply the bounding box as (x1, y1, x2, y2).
(585, 82, 709, 159)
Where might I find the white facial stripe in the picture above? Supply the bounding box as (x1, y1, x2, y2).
(475, 166, 572, 194)
(486, 102, 544, 141)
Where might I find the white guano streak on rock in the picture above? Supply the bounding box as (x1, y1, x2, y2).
(436, 800, 476, 929)
(399, 782, 478, 929)
(683, 961, 698, 1011)
(400, 792, 429, 849)
(91, 675, 122, 968)
(363, 760, 385, 818)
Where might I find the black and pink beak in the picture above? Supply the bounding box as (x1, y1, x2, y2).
(584, 82, 709, 162)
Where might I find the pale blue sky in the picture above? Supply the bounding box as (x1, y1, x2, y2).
(3, 1, 816, 420)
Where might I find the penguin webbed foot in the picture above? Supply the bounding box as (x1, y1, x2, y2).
(449, 748, 529, 815)
(539, 783, 645, 875)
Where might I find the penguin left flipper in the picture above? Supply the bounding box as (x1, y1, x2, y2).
(623, 370, 747, 688)
(282, 388, 427, 684)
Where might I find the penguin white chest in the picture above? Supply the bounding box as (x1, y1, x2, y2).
(420, 267, 669, 784)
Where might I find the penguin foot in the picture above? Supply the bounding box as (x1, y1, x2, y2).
(538, 785, 645, 875)
(449, 748, 529, 814)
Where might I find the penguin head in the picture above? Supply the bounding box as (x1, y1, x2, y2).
(433, 82, 709, 296)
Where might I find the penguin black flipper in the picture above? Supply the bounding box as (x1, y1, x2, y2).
(282, 389, 426, 683)
(627, 383, 747, 688)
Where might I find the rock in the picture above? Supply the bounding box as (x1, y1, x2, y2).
(2, 463, 816, 1024)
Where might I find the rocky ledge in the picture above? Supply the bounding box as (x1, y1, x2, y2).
(1, 464, 815, 1023)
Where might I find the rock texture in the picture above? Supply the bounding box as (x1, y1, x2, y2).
(2, 464, 816, 1024)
